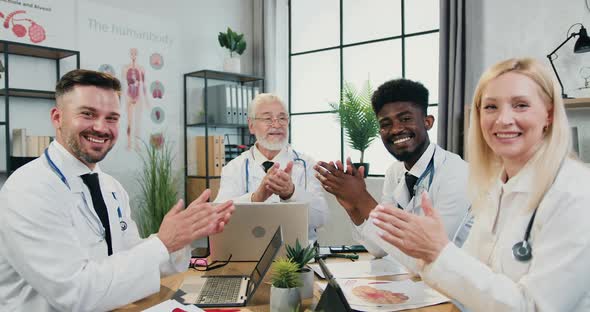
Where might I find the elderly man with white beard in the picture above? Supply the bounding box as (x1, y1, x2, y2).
(215, 93, 328, 241)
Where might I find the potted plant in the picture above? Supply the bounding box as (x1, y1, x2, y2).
(270, 257, 302, 312)
(286, 239, 316, 299)
(218, 27, 246, 73)
(136, 134, 178, 238)
(330, 80, 379, 177)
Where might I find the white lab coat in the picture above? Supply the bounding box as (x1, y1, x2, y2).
(215, 145, 329, 241)
(419, 158, 590, 311)
(353, 144, 471, 265)
(0, 142, 190, 312)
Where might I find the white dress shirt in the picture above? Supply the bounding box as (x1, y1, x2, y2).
(0, 141, 190, 312)
(215, 144, 329, 241)
(353, 144, 471, 263)
(419, 158, 590, 311)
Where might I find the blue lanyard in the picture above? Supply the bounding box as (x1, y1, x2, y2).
(413, 151, 436, 195)
(404, 151, 435, 212)
(245, 148, 307, 193)
(45, 148, 127, 231)
(44, 148, 71, 190)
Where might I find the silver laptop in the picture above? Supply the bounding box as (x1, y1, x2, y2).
(209, 202, 308, 261)
(175, 226, 283, 307)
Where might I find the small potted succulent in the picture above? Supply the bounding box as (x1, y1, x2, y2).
(270, 257, 302, 312)
(218, 27, 246, 73)
(286, 239, 316, 299)
(330, 80, 379, 177)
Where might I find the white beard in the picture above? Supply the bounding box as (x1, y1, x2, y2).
(256, 133, 288, 151)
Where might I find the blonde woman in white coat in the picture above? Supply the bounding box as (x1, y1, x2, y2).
(370, 58, 590, 311)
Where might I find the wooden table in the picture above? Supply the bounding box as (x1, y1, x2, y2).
(115, 256, 460, 312)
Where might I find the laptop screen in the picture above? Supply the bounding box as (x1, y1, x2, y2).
(247, 226, 283, 297)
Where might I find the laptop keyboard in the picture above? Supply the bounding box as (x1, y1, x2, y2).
(197, 277, 243, 304)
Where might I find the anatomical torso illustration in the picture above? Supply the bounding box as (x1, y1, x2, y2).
(122, 48, 150, 151)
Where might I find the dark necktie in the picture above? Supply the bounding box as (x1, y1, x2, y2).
(262, 161, 275, 173)
(405, 172, 419, 198)
(80, 173, 113, 256)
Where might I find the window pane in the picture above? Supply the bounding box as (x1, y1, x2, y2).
(291, 114, 341, 161)
(343, 39, 402, 91)
(291, 0, 340, 53)
(343, 0, 401, 45)
(405, 0, 439, 34)
(344, 136, 392, 176)
(291, 50, 340, 114)
(428, 105, 439, 145)
(405, 32, 439, 104)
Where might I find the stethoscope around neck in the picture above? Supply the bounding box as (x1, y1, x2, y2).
(510, 159, 564, 262)
(44, 148, 128, 232)
(244, 146, 307, 193)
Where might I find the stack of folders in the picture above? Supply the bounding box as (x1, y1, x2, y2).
(11, 128, 53, 157)
(195, 135, 225, 176)
(206, 84, 260, 125)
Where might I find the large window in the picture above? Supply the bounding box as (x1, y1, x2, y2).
(289, 0, 440, 175)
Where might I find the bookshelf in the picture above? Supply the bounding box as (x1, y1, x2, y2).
(0, 40, 79, 176)
(183, 70, 264, 203)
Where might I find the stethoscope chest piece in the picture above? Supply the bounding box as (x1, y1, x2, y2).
(120, 221, 128, 231)
(512, 241, 532, 262)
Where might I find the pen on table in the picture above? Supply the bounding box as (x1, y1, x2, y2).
(318, 253, 359, 260)
(204, 309, 241, 312)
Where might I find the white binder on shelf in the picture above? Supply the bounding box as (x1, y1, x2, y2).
(245, 86, 254, 124)
(240, 85, 246, 125)
(227, 85, 236, 124)
(236, 85, 244, 125)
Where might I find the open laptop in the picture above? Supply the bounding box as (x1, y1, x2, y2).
(315, 258, 353, 312)
(175, 226, 283, 307)
(209, 202, 308, 261)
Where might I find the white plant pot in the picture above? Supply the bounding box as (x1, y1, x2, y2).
(223, 56, 241, 73)
(299, 267, 314, 299)
(270, 286, 301, 312)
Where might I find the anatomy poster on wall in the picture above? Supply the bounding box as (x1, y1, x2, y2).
(78, 1, 181, 189)
(0, 0, 75, 49)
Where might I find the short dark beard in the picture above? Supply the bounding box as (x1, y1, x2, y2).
(389, 136, 429, 164)
(66, 134, 112, 164)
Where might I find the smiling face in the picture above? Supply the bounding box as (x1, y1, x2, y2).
(479, 72, 551, 171)
(248, 100, 289, 151)
(377, 101, 433, 167)
(51, 85, 120, 169)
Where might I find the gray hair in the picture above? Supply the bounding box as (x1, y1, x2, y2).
(248, 93, 288, 118)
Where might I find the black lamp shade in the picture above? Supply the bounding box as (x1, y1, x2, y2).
(574, 26, 590, 53)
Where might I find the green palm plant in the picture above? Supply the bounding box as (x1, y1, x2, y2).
(330, 80, 379, 164)
(271, 258, 302, 289)
(136, 136, 178, 238)
(285, 239, 316, 271)
(218, 27, 247, 57)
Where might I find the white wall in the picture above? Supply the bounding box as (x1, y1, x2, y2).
(466, 0, 590, 101)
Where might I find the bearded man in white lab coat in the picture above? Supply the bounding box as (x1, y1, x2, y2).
(215, 93, 329, 241)
(315, 78, 472, 257)
(0, 69, 234, 311)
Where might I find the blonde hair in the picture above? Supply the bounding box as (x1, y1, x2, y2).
(248, 93, 288, 119)
(467, 58, 572, 213)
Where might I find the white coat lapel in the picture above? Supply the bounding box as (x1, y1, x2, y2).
(393, 172, 410, 209)
(69, 176, 105, 239)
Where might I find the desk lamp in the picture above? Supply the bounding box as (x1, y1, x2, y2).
(547, 23, 590, 98)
